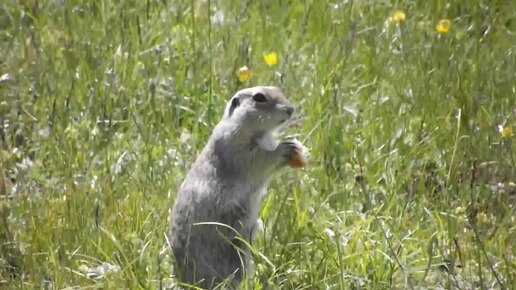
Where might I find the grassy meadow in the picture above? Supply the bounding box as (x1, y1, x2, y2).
(1, 0, 515, 288)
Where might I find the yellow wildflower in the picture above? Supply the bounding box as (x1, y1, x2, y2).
(263, 52, 278, 66)
(498, 125, 513, 138)
(389, 10, 406, 24)
(236, 66, 250, 83)
(435, 19, 452, 34)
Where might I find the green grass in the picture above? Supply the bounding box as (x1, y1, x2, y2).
(1, 0, 515, 289)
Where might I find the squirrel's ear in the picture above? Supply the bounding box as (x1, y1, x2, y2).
(231, 97, 240, 108)
(228, 96, 240, 116)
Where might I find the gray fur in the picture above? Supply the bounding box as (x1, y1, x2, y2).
(169, 86, 299, 289)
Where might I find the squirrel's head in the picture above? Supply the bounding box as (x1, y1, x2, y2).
(223, 86, 294, 134)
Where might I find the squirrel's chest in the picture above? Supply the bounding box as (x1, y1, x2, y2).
(228, 176, 268, 200)
(229, 179, 268, 225)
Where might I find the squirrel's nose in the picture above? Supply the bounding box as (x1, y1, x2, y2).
(286, 106, 294, 116)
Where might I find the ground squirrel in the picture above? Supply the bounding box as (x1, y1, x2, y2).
(168, 86, 306, 289)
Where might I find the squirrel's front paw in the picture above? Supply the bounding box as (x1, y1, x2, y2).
(277, 139, 309, 168)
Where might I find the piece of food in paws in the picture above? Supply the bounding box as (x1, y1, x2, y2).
(289, 140, 309, 168)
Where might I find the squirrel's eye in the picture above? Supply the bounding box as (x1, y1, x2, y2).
(253, 93, 267, 102)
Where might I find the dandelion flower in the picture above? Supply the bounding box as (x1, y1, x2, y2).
(263, 52, 278, 66)
(236, 66, 250, 83)
(498, 125, 513, 138)
(386, 10, 406, 25)
(435, 19, 452, 34)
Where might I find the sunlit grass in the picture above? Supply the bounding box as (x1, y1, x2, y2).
(1, 0, 515, 289)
